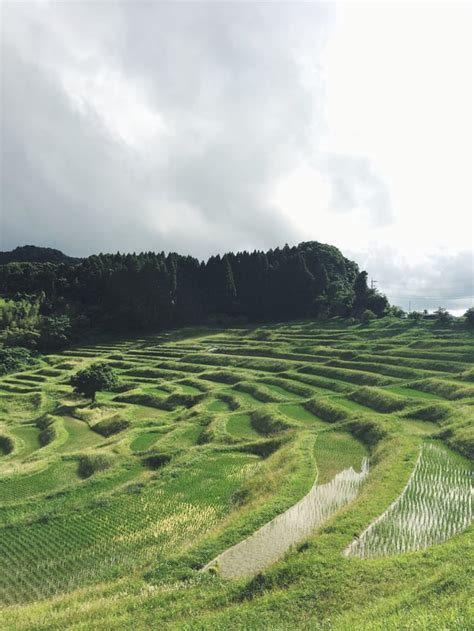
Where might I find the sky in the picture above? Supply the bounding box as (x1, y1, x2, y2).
(1, 1, 472, 313)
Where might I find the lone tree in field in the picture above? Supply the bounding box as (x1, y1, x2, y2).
(70, 363, 119, 402)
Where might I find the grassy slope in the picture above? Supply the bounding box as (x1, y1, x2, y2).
(0, 318, 472, 629)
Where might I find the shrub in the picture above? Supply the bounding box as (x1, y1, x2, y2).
(0, 346, 35, 376)
(434, 307, 453, 326)
(0, 434, 14, 455)
(78, 454, 112, 478)
(92, 415, 130, 437)
(70, 363, 119, 401)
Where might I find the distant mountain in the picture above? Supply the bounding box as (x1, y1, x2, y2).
(0, 245, 80, 265)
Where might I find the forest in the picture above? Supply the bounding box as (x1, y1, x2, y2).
(0, 241, 390, 355)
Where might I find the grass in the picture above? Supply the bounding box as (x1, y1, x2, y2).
(226, 414, 260, 439)
(278, 403, 325, 426)
(0, 318, 472, 629)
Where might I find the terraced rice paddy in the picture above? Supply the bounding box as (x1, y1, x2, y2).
(0, 318, 472, 629)
(346, 443, 473, 558)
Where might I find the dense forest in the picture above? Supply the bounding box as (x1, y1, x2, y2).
(0, 241, 391, 355)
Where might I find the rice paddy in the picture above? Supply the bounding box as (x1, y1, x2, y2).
(345, 443, 473, 558)
(0, 318, 472, 629)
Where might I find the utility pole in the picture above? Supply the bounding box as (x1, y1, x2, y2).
(408, 300, 411, 313)
(370, 278, 377, 291)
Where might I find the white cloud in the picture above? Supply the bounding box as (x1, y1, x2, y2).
(1, 1, 471, 311)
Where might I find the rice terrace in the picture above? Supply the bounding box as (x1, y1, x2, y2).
(0, 315, 472, 629)
(1, 2, 473, 627)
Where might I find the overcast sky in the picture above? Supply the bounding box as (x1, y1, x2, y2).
(1, 1, 472, 313)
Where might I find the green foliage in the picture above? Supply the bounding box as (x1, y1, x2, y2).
(39, 315, 72, 351)
(434, 307, 453, 326)
(0, 434, 14, 455)
(464, 307, 474, 327)
(0, 242, 371, 340)
(361, 308, 376, 324)
(70, 363, 119, 400)
(0, 346, 35, 375)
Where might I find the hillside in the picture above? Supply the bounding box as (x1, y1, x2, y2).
(0, 245, 79, 265)
(0, 318, 472, 629)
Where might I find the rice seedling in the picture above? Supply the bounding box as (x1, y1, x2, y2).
(346, 443, 473, 558)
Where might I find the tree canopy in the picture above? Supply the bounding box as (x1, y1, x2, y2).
(0, 241, 391, 348)
(70, 363, 119, 401)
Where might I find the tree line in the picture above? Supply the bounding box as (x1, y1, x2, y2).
(0, 241, 389, 351)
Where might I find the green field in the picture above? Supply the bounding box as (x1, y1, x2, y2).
(0, 319, 472, 629)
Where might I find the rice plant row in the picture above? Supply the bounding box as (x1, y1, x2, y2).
(346, 443, 473, 559)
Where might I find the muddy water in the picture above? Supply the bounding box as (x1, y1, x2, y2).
(203, 458, 369, 579)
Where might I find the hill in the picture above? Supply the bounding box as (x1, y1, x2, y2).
(0, 318, 472, 629)
(0, 245, 80, 265)
(0, 241, 390, 351)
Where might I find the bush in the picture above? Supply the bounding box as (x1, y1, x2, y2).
(70, 363, 119, 400)
(92, 415, 130, 437)
(0, 434, 14, 455)
(0, 346, 35, 376)
(78, 454, 112, 478)
(434, 307, 453, 326)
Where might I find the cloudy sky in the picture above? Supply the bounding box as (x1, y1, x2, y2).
(1, 1, 472, 313)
